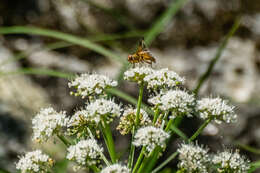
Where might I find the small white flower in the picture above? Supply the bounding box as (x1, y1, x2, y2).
(133, 126, 169, 154)
(149, 90, 195, 118)
(16, 150, 54, 173)
(117, 108, 152, 135)
(86, 98, 121, 124)
(32, 107, 69, 142)
(144, 68, 185, 90)
(68, 73, 117, 99)
(66, 139, 103, 167)
(177, 143, 210, 173)
(124, 66, 154, 84)
(197, 97, 237, 124)
(212, 150, 250, 173)
(101, 164, 130, 173)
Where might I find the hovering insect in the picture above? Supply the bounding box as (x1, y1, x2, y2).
(128, 38, 156, 66)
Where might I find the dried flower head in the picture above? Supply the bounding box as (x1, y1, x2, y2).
(133, 126, 169, 155)
(149, 90, 195, 118)
(177, 143, 210, 173)
(144, 68, 185, 90)
(197, 97, 237, 124)
(66, 139, 103, 168)
(68, 73, 117, 99)
(212, 149, 250, 173)
(16, 150, 54, 173)
(101, 164, 130, 173)
(117, 108, 151, 135)
(32, 107, 69, 143)
(124, 66, 153, 84)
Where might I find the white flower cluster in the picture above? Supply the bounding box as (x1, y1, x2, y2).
(197, 97, 237, 124)
(149, 90, 195, 118)
(101, 164, 130, 173)
(144, 68, 184, 90)
(66, 139, 103, 167)
(86, 98, 121, 123)
(133, 126, 169, 154)
(16, 150, 53, 173)
(124, 67, 184, 89)
(117, 108, 151, 135)
(68, 73, 117, 98)
(32, 107, 69, 142)
(124, 66, 153, 84)
(212, 150, 250, 173)
(177, 143, 210, 173)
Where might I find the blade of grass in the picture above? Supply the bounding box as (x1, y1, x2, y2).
(145, 0, 189, 46)
(0, 26, 126, 63)
(82, 0, 136, 30)
(193, 17, 241, 95)
(249, 160, 260, 173)
(235, 141, 260, 155)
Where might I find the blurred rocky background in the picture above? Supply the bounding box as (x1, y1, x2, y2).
(1, 0, 260, 172)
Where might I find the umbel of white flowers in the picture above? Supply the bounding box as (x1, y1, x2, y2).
(68, 73, 118, 99)
(133, 126, 170, 155)
(124, 67, 184, 90)
(212, 149, 250, 173)
(101, 164, 130, 173)
(68, 98, 121, 128)
(32, 107, 69, 142)
(16, 150, 54, 173)
(66, 139, 103, 169)
(196, 97, 237, 124)
(177, 143, 210, 173)
(149, 89, 195, 118)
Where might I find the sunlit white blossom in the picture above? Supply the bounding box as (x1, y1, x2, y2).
(101, 164, 130, 173)
(144, 68, 185, 90)
(197, 97, 237, 124)
(117, 108, 151, 135)
(149, 90, 195, 118)
(66, 139, 103, 167)
(68, 73, 117, 98)
(86, 98, 121, 123)
(212, 150, 250, 173)
(124, 66, 154, 84)
(16, 150, 54, 173)
(133, 126, 169, 154)
(177, 143, 210, 173)
(32, 107, 69, 142)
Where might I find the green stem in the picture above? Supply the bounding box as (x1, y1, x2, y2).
(152, 107, 160, 124)
(151, 152, 178, 173)
(100, 122, 117, 163)
(128, 126, 136, 169)
(138, 148, 160, 173)
(128, 83, 145, 169)
(165, 119, 174, 132)
(57, 134, 71, 147)
(89, 165, 100, 173)
(194, 17, 240, 95)
(132, 147, 145, 173)
(151, 118, 213, 173)
(188, 118, 212, 142)
(135, 82, 144, 126)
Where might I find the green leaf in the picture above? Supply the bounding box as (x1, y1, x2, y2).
(53, 159, 69, 173)
(0, 26, 126, 63)
(145, 0, 189, 45)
